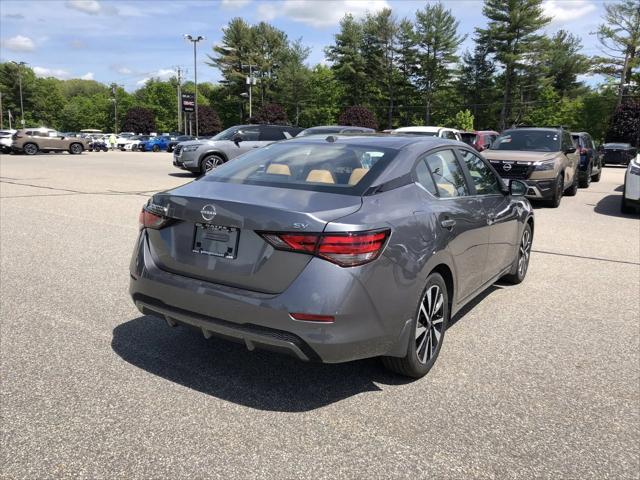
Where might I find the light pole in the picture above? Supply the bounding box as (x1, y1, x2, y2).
(241, 63, 257, 118)
(11, 61, 26, 126)
(184, 34, 205, 137)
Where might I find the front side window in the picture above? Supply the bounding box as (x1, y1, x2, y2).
(424, 149, 469, 198)
(237, 127, 259, 141)
(259, 128, 286, 141)
(201, 141, 398, 195)
(459, 150, 502, 195)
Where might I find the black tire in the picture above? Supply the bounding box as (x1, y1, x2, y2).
(502, 223, 532, 284)
(200, 154, 225, 174)
(132, 145, 138, 152)
(565, 171, 578, 196)
(69, 143, 83, 155)
(152, 145, 160, 152)
(23, 142, 39, 156)
(579, 164, 592, 188)
(546, 174, 563, 208)
(591, 167, 601, 182)
(167, 146, 174, 153)
(382, 273, 449, 378)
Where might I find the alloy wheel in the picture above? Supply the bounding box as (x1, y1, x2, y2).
(204, 156, 224, 172)
(518, 229, 531, 277)
(415, 285, 445, 364)
(24, 143, 38, 155)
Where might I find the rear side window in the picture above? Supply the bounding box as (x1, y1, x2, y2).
(415, 159, 438, 196)
(202, 141, 398, 195)
(424, 149, 469, 197)
(259, 128, 286, 141)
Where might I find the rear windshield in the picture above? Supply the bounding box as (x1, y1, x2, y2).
(298, 127, 342, 137)
(201, 141, 398, 195)
(491, 130, 560, 152)
(460, 133, 477, 145)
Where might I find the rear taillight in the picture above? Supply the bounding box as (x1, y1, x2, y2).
(260, 230, 390, 267)
(138, 205, 171, 230)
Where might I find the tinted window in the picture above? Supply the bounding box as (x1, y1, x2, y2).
(202, 142, 398, 195)
(415, 159, 438, 196)
(237, 127, 259, 141)
(461, 133, 477, 145)
(491, 129, 561, 152)
(562, 132, 573, 151)
(460, 150, 502, 195)
(424, 149, 469, 198)
(443, 130, 457, 140)
(259, 128, 286, 141)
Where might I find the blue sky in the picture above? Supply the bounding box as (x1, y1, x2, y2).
(1, 0, 608, 91)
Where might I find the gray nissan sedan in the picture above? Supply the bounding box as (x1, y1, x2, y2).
(130, 135, 534, 378)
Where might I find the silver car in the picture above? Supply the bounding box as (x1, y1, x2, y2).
(132, 135, 534, 378)
(173, 124, 303, 175)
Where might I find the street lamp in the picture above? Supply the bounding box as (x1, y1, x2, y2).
(184, 34, 205, 137)
(241, 63, 257, 118)
(11, 61, 27, 126)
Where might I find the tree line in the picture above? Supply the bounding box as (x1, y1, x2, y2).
(0, 0, 638, 144)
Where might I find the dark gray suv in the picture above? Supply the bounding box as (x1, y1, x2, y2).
(132, 135, 534, 378)
(173, 124, 303, 175)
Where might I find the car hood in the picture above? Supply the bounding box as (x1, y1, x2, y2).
(483, 150, 560, 163)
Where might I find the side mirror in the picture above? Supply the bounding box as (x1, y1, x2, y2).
(565, 146, 576, 154)
(232, 133, 244, 145)
(509, 179, 527, 196)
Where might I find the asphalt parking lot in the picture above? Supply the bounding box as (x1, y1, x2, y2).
(1, 150, 639, 479)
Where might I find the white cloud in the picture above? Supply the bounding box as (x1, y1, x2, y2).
(33, 66, 71, 79)
(80, 72, 94, 80)
(66, 0, 102, 14)
(542, 0, 596, 22)
(112, 65, 133, 75)
(257, 0, 390, 28)
(222, 0, 251, 8)
(136, 68, 176, 85)
(2, 34, 35, 52)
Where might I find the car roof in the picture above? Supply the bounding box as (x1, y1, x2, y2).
(304, 125, 373, 130)
(503, 127, 562, 133)
(395, 126, 443, 133)
(285, 133, 457, 150)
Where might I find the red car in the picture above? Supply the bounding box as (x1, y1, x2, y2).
(460, 130, 499, 152)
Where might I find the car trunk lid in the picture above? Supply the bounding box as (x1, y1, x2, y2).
(145, 181, 362, 294)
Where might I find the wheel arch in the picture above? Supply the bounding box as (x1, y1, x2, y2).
(198, 150, 228, 164)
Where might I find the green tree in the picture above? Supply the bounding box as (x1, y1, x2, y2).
(523, 85, 583, 128)
(395, 19, 419, 126)
(477, 0, 550, 129)
(325, 14, 367, 106)
(541, 30, 590, 97)
(414, 2, 466, 124)
(453, 109, 475, 131)
(593, 0, 640, 105)
(297, 65, 343, 127)
(456, 45, 499, 129)
(276, 40, 311, 125)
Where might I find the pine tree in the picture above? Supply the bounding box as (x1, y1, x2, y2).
(456, 44, 498, 129)
(414, 2, 465, 124)
(476, 0, 550, 129)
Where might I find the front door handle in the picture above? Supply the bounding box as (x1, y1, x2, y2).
(440, 218, 456, 230)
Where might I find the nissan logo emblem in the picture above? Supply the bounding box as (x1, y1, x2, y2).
(503, 163, 512, 172)
(200, 204, 217, 222)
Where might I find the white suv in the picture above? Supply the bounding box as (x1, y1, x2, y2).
(393, 126, 462, 141)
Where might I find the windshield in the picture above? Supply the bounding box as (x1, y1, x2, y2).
(603, 143, 630, 149)
(201, 141, 398, 195)
(394, 131, 437, 137)
(491, 130, 560, 152)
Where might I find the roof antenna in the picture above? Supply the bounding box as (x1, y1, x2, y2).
(325, 135, 337, 143)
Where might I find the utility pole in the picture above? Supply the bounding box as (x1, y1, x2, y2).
(0, 91, 3, 130)
(11, 61, 26, 126)
(176, 67, 183, 133)
(184, 34, 205, 137)
(110, 83, 119, 134)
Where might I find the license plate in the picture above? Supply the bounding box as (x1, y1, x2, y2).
(193, 224, 239, 259)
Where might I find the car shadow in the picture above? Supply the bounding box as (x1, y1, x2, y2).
(447, 284, 503, 329)
(168, 172, 196, 178)
(112, 315, 412, 412)
(594, 194, 639, 218)
(614, 185, 624, 192)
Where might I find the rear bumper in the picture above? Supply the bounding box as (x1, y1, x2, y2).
(129, 232, 413, 363)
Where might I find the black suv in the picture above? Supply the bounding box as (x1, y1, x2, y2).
(571, 132, 602, 187)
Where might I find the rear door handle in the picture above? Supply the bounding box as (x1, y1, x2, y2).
(440, 218, 456, 230)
